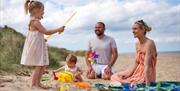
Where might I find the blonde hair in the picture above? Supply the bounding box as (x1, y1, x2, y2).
(135, 20, 151, 35)
(24, 0, 44, 15)
(66, 54, 77, 64)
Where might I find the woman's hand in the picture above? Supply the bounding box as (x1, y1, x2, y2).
(122, 74, 131, 79)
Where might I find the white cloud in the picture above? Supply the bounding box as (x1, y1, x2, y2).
(149, 32, 180, 43)
(0, 0, 28, 34)
(1, 0, 179, 52)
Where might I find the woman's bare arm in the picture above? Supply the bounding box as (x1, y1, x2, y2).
(144, 41, 154, 87)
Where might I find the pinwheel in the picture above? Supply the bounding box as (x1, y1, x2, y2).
(88, 52, 99, 64)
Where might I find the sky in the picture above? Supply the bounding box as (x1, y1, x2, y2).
(0, 0, 180, 53)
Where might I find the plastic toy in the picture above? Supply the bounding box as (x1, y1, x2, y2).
(88, 52, 99, 64)
(41, 76, 51, 81)
(75, 82, 92, 89)
(52, 71, 58, 80)
(56, 71, 74, 83)
(59, 85, 69, 91)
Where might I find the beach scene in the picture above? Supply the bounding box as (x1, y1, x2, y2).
(0, 0, 180, 91)
(0, 52, 180, 91)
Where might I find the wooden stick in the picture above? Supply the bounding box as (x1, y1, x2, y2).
(59, 11, 76, 34)
(44, 11, 77, 41)
(63, 11, 76, 26)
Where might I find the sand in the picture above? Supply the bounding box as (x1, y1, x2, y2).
(0, 52, 180, 91)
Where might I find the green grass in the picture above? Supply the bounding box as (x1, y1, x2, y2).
(0, 26, 25, 72)
(0, 25, 84, 73)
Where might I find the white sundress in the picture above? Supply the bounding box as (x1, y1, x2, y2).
(20, 19, 49, 66)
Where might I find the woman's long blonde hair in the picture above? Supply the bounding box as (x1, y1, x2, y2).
(24, 0, 44, 15)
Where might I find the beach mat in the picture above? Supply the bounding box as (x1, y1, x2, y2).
(93, 81, 180, 91)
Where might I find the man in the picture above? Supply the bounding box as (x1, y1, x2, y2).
(85, 22, 118, 80)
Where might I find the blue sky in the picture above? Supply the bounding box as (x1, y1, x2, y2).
(0, 0, 180, 53)
(166, 0, 180, 5)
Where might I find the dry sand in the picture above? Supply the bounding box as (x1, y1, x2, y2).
(0, 52, 180, 91)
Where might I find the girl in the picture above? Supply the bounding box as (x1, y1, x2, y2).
(111, 20, 157, 87)
(21, 0, 65, 89)
(53, 54, 83, 82)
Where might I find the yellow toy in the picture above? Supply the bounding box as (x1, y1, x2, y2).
(57, 71, 74, 83)
(59, 85, 69, 91)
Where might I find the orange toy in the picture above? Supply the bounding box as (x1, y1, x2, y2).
(75, 82, 92, 89)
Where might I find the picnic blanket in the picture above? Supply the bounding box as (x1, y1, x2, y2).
(94, 81, 180, 91)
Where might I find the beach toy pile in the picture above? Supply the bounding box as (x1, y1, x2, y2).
(88, 52, 99, 64)
(51, 71, 74, 91)
(42, 71, 180, 91)
(41, 73, 180, 91)
(55, 71, 74, 83)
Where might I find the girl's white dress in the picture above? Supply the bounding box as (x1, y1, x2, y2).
(21, 19, 49, 66)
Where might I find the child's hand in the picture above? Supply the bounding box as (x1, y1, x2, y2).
(49, 71, 55, 77)
(50, 70, 57, 76)
(75, 71, 82, 76)
(58, 26, 65, 33)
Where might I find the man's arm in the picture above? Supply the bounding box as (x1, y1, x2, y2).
(108, 38, 118, 68)
(107, 48, 118, 68)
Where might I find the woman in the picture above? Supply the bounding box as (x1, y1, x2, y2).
(111, 20, 157, 87)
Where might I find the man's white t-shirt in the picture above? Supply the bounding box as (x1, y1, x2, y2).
(88, 35, 117, 65)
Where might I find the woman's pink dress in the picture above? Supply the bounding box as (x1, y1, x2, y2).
(111, 50, 157, 83)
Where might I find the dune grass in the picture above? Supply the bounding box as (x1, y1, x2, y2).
(0, 26, 84, 73)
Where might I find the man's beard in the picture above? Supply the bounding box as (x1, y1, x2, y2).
(95, 30, 103, 36)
